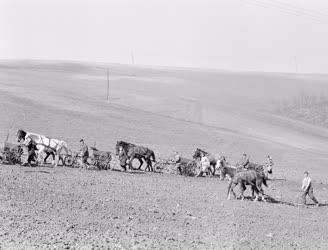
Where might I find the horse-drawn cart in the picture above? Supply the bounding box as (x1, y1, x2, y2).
(0, 142, 24, 165)
(64, 147, 112, 170)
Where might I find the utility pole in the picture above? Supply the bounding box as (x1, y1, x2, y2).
(294, 56, 298, 73)
(131, 50, 135, 65)
(106, 68, 109, 102)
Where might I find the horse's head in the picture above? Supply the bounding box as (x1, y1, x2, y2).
(266, 162, 273, 175)
(17, 129, 26, 143)
(193, 148, 206, 159)
(193, 149, 200, 159)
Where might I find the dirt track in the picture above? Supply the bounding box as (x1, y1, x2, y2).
(0, 164, 327, 249)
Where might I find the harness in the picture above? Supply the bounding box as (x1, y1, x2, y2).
(25, 134, 60, 152)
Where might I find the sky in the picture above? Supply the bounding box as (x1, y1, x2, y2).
(1, 0, 328, 73)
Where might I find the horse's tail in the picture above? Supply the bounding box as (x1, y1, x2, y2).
(151, 150, 156, 162)
(263, 176, 268, 187)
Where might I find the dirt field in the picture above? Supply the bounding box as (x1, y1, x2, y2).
(0, 164, 327, 249)
(0, 60, 328, 249)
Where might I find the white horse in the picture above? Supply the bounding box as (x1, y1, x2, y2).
(17, 130, 69, 167)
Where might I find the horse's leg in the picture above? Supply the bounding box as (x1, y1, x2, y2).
(43, 152, 50, 164)
(137, 157, 143, 170)
(55, 144, 65, 167)
(212, 163, 216, 176)
(148, 158, 153, 172)
(231, 183, 237, 199)
(239, 183, 246, 200)
(54, 147, 61, 167)
(61, 145, 69, 166)
(256, 179, 266, 201)
(145, 158, 150, 172)
(258, 186, 266, 201)
(251, 186, 255, 199)
(228, 183, 238, 200)
(37, 146, 45, 165)
(252, 185, 260, 201)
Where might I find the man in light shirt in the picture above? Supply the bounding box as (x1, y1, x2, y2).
(301, 171, 319, 207)
(78, 139, 89, 169)
(197, 153, 210, 177)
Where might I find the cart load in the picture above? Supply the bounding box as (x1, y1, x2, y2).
(155, 157, 199, 176)
(0, 142, 24, 165)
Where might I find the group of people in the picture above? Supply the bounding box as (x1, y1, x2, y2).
(171, 151, 320, 206)
(19, 133, 320, 207)
(23, 137, 90, 169)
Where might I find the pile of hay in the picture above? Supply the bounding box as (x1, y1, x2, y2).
(179, 159, 199, 176)
(154, 159, 178, 175)
(155, 157, 199, 177)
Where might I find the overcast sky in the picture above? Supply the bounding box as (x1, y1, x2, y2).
(1, 0, 328, 73)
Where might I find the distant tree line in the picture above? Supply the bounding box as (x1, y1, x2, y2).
(276, 91, 328, 127)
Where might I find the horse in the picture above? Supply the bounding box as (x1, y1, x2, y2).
(128, 146, 156, 172)
(219, 156, 273, 180)
(193, 148, 220, 175)
(218, 157, 271, 199)
(227, 169, 268, 201)
(116, 141, 147, 170)
(17, 130, 69, 167)
(217, 158, 239, 180)
(245, 162, 273, 179)
(116, 141, 156, 172)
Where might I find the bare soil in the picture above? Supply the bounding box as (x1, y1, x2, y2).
(0, 164, 327, 249)
(1, 60, 328, 249)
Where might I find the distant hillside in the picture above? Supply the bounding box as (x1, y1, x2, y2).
(276, 92, 328, 127)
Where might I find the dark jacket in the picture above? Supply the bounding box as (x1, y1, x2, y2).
(80, 144, 89, 157)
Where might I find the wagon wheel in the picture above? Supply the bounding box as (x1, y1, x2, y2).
(64, 155, 74, 167)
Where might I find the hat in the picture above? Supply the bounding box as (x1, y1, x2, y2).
(304, 171, 309, 175)
(80, 139, 84, 142)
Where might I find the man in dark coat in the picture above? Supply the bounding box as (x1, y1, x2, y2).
(118, 146, 128, 171)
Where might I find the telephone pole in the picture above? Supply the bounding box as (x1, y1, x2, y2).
(131, 50, 135, 65)
(294, 56, 298, 73)
(106, 68, 109, 102)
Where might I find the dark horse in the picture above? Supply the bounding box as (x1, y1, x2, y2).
(116, 141, 156, 172)
(247, 162, 273, 177)
(218, 158, 271, 200)
(227, 169, 268, 201)
(193, 148, 220, 175)
(218, 158, 273, 180)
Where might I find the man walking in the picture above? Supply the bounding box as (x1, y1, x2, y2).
(118, 146, 128, 172)
(197, 153, 210, 177)
(301, 171, 319, 207)
(23, 138, 37, 167)
(78, 139, 89, 169)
